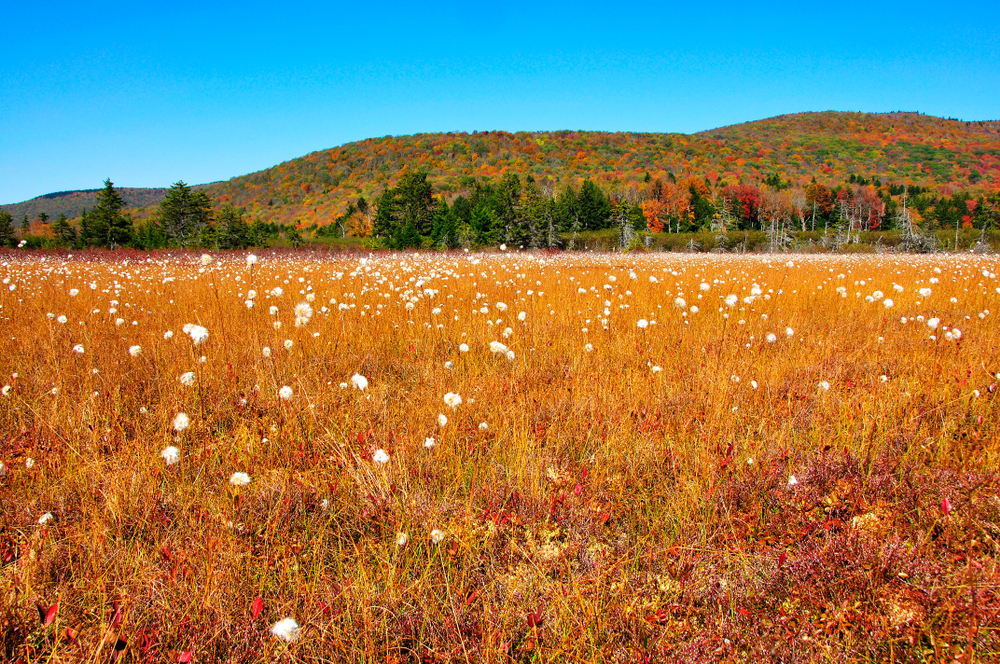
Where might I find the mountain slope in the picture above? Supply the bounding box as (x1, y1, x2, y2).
(202, 112, 1000, 227)
(6, 112, 999, 227)
(1, 188, 173, 223)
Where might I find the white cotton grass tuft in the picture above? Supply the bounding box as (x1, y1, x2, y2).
(246, 254, 258, 267)
(373, 449, 390, 464)
(270, 617, 300, 642)
(788, 475, 799, 486)
(765, 333, 777, 343)
(489, 341, 508, 355)
(424, 437, 436, 449)
(180, 371, 195, 386)
(443, 392, 462, 409)
(459, 343, 469, 353)
(229, 472, 251, 486)
(183, 324, 209, 345)
(128, 345, 142, 357)
(161, 446, 180, 465)
(293, 302, 314, 327)
(172, 412, 190, 432)
(278, 385, 293, 400)
(430, 529, 445, 543)
(396, 532, 409, 546)
(38, 512, 54, 525)
(818, 381, 831, 392)
(478, 422, 488, 431)
(350, 373, 368, 391)
(437, 414, 448, 427)
(72, 344, 85, 354)
(636, 319, 649, 329)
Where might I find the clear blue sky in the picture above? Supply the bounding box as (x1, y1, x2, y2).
(2, 1, 998, 204)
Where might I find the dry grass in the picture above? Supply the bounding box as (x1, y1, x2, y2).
(1, 249, 999, 663)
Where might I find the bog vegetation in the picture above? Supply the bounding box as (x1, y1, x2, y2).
(1, 249, 999, 662)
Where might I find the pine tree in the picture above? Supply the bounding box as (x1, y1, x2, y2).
(52, 213, 77, 247)
(159, 181, 213, 247)
(90, 179, 133, 248)
(0, 210, 14, 247)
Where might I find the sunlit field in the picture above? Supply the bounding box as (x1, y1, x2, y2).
(2, 249, 999, 663)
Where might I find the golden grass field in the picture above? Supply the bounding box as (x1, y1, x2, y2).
(1, 249, 999, 663)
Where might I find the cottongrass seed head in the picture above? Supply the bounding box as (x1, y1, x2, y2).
(270, 617, 300, 641)
(229, 472, 251, 487)
(172, 412, 190, 432)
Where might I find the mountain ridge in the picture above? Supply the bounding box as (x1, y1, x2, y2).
(5, 111, 999, 224)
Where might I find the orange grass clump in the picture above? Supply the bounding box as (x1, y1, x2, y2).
(1, 249, 999, 662)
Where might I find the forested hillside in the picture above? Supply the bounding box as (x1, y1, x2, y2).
(202, 112, 1000, 229)
(4, 111, 999, 250)
(0, 188, 172, 224)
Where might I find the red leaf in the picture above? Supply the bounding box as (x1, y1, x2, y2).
(111, 600, 122, 629)
(178, 651, 193, 663)
(573, 483, 582, 496)
(64, 627, 77, 642)
(526, 606, 544, 628)
(778, 552, 787, 567)
(942, 497, 952, 515)
(45, 603, 58, 626)
(251, 595, 263, 620)
(737, 606, 750, 617)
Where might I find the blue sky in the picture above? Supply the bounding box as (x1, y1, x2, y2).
(2, 1, 998, 204)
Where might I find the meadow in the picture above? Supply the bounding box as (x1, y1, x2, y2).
(1, 249, 999, 663)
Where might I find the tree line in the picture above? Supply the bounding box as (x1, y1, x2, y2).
(0, 180, 299, 250)
(2, 172, 997, 251)
(362, 170, 1000, 249)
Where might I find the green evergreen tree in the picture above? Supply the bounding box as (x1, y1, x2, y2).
(0, 210, 14, 247)
(159, 181, 213, 247)
(577, 179, 611, 230)
(217, 206, 252, 249)
(90, 179, 133, 248)
(52, 213, 77, 247)
(373, 172, 436, 246)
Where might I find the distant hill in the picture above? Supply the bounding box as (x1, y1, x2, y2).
(1, 188, 171, 223)
(7, 112, 999, 228)
(200, 111, 1000, 227)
